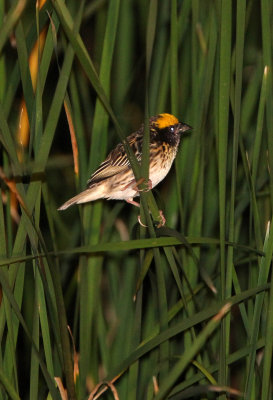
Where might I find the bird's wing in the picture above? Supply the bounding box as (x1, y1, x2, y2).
(87, 133, 143, 185)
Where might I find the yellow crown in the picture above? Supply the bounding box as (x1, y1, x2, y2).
(155, 113, 179, 129)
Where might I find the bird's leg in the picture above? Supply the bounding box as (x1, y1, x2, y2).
(122, 178, 152, 193)
(125, 198, 140, 207)
(126, 198, 148, 226)
(122, 178, 141, 192)
(132, 178, 152, 192)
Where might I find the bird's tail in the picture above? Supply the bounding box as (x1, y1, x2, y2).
(58, 186, 105, 210)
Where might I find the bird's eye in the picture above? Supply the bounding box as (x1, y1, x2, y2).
(169, 126, 175, 133)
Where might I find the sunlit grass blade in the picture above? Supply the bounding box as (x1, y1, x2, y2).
(218, 1, 232, 393)
(261, 0, 273, 209)
(78, 2, 121, 396)
(245, 221, 273, 398)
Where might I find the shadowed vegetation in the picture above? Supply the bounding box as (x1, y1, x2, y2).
(0, 1, 273, 399)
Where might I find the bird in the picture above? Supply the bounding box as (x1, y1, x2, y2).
(58, 113, 191, 212)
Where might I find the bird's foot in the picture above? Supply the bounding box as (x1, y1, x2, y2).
(132, 178, 152, 192)
(137, 210, 166, 228)
(156, 210, 166, 228)
(125, 199, 166, 228)
(137, 215, 148, 227)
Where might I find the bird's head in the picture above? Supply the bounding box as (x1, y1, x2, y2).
(150, 113, 192, 145)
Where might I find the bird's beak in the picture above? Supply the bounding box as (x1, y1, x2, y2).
(179, 123, 192, 133)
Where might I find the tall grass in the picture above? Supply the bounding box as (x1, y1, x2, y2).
(0, 0, 272, 399)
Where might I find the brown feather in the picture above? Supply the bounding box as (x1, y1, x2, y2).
(87, 132, 143, 185)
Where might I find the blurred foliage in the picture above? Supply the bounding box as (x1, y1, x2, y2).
(0, 0, 273, 399)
